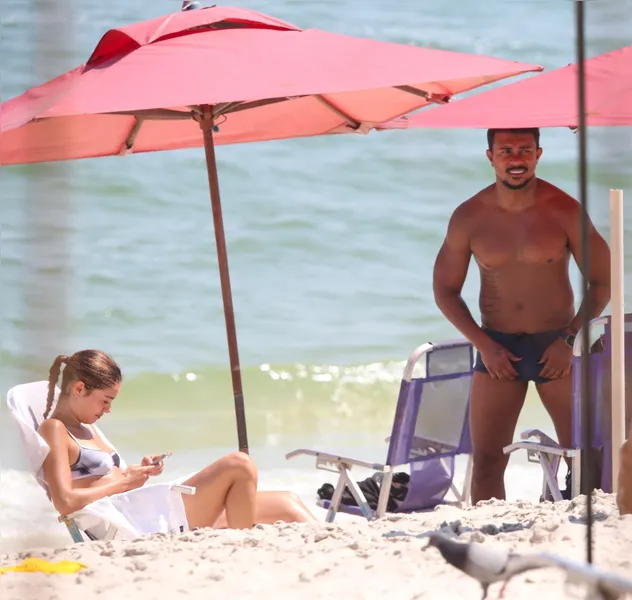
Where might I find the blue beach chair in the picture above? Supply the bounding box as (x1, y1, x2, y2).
(286, 339, 474, 521)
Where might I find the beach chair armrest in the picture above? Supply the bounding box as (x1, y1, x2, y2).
(170, 484, 196, 495)
(519, 428, 561, 447)
(503, 441, 576, 459)
(504, 428, 574, 459)
(285, 449, 386, 472)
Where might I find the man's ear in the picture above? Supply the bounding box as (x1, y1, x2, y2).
(536, 147, 543, 160)
(486, 148, 493, 164)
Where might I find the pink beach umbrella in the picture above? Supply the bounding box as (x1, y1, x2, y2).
(0, 5, 543, 452)
(393, 44, 632, 129)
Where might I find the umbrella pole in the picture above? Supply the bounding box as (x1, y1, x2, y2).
(575, 0, 593, 565)
(198, 105, 249, 455)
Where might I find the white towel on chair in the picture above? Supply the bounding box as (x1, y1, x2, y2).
(74, 482, 190, 540)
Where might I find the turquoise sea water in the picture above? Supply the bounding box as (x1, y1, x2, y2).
(1, 0, 632, 551)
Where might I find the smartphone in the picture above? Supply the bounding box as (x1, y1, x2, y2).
(151, 452, 172, 465)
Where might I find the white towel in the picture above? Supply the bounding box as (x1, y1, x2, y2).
(7, 381, 57, 487)
(74, 482, 190, 540)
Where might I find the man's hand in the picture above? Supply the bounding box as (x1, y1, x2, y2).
(538, 337, 573, 379)
(479, 340, 522, 380)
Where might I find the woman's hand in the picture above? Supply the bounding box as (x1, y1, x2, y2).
(140, 454, 168, 476)
(120, 464, 154, 491)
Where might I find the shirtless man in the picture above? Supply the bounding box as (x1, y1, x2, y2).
(433, 128, 611, 503)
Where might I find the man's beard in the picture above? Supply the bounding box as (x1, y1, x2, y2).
(500, 174, 534, 190)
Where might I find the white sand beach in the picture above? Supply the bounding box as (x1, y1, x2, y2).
(2, 491, 631, 600)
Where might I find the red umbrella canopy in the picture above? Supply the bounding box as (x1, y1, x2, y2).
(0, 5, 542, 165)
(394, 45, 632, 130)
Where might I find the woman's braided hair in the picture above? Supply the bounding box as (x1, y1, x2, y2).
(44, 349, 122, 419)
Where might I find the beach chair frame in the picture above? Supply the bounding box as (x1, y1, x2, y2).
(286, 339, 474, 522)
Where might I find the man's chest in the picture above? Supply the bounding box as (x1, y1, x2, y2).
(470, 212, 569, 268)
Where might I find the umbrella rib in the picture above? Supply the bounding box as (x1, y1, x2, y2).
(119, 116, 145, 156)
(212, 96, 301, 118)
(212, 102, 245, 117)
(313, 95, 361, 129)
(110, 108, 193, 119)
(394, 85, 450, 104)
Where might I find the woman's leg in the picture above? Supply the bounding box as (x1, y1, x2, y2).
(180, 451, 258, 529)
(214, 491, 317, 528)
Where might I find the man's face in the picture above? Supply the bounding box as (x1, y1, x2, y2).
(486, 131, 542, 190)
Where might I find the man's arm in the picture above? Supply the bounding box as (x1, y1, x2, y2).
(565, 202, 611, 335)
(433, 205, 492, 351)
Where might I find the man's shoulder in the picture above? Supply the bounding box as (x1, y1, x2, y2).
(538, 178, 580, 213)
(450, 186, 492, 222)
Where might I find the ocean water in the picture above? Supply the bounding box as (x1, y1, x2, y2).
(2, 0, 632, 553)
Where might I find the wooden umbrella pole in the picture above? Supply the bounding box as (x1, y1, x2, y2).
(198, 105, 249, 454)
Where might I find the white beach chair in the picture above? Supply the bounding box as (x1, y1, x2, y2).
(503, 315, 632, 502)
(5, 380, 196, 543)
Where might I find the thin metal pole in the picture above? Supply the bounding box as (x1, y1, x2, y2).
(198, 105, 249, 454)
(575, 0, 593, 565)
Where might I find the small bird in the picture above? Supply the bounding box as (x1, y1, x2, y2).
(424, 532, 550, 599)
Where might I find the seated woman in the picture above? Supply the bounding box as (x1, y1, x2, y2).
(37, 349, 316, 529)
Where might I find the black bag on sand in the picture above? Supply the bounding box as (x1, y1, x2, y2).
(317, 472, 410, 512)
(554, 447, 603, 502)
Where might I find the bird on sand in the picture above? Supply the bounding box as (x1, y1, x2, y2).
(424, 532, 551, 599)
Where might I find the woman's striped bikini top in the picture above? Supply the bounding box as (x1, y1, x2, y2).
(66, 427, 121, 480)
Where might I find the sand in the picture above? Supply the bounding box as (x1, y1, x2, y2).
(2, 491, 631, 600)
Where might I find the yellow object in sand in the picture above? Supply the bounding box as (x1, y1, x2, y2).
(0, 557, 88, 574)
